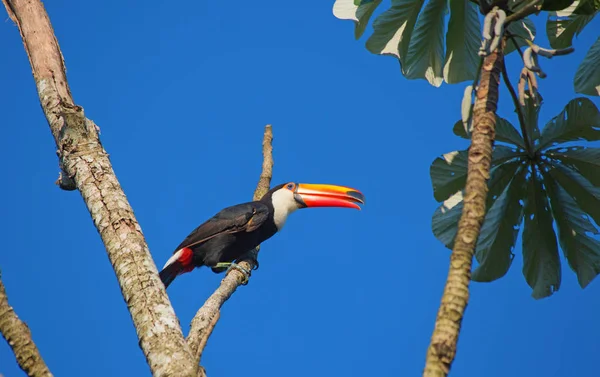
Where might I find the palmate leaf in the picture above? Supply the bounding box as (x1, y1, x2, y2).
(353, 0, 481, 86)
(333, 0, 534, 83)
(453, 115, 526, 148)
(432, 158, 525, 249)
(546, 146, 600, 186)
(333, 0, 384, 40)
(471, 165, 527, 282)
(574, 37, 600, 96)
(522, 171, 561, 299)
(443, 0, 480, 84)
(433, 92, 600, 296)
(543, 169, 600, 288)
(430, 146, 524, 202)
(537, 97, 600, 150)
(546, 0, 597, 49)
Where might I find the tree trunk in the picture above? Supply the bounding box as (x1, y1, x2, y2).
(0, 278, 53, 377)
(1, 1, 199, 375)
(423, 43, 505, 377)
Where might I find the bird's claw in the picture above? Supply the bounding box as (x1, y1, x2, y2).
(227, 262, 252, 285)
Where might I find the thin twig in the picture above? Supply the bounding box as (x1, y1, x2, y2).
(0, 276, 53, 377)
(187, 125, 274, 363)
(505, 0, 542, 24)
(501, 57, 532, 155)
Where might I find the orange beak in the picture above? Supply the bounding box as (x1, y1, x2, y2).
(294, 184, 365, 210)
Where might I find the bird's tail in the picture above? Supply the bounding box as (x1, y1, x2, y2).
(159, 247, 194, 288)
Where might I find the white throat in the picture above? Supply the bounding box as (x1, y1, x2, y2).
(271, 189, 299, 230)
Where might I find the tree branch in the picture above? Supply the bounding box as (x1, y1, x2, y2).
(0, 275, 53, 377)
(501, 56, 532, 156)
(505, 0, 542, 24)
(187, 125, 274, 363)
(1, 1, 199, 376)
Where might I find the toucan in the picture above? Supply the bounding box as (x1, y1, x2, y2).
(159, 182, 365, 288)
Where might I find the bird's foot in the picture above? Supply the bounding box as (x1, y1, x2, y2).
(240, 248, 260, 271)
(215, 262, 252, 285)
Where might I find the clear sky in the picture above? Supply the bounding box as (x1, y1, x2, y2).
(1, 1, 599, 376)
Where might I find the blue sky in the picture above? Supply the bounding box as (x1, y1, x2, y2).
(1, 1, 599, 376)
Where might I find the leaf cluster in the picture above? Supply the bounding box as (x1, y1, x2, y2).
(333, 0, 600, 94)
(431, 97, 600, 298)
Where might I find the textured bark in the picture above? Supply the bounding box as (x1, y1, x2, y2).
(0, 278, 53, 377)
(1, 1, 199, 376)
(423, 45, 504, 377)
(187, 125, 274, 362)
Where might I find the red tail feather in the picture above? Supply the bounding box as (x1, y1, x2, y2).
(159, 247, 194, 288)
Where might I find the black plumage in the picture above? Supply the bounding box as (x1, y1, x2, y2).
(176, 201, 275, 266)
(159, 184, 284, 287)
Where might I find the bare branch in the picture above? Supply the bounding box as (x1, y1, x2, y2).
(187, 125, 274, 363)
(0, 275, 53, 377)
(1, 1, 199, 375)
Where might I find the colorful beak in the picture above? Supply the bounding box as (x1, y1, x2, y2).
(294, 184, 365, 210)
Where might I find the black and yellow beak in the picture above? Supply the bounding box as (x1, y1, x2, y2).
(293, 184, 365, 210)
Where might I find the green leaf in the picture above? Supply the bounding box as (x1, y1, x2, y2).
(504, 18, 537, 55)
(403, 0, 448, 86)
(546, 1, 596, 49)
(472, 166, 527, 282)
(366, 0, 426, 65)
(522, 171, 561, 299)
(430, 146, 524, 202)
(453, 115, 526, 149)
(547, 162, 600, 227)
(333, 0, 384, 40)
(443, 0, 480, 84)
(498, 117, 527, 149)
(544, 171, 600, 288)
(542, 0, 576, 11)
(546, 146, 600, 186)
(575, 37, 600, 96)
(538, 97, 600, 149)
(430, 150, 469, 202)
(432, 158, 524, 248)
(432, 190, 464, 247)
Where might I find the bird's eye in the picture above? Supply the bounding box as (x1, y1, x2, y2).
(286, 183, 295, 190)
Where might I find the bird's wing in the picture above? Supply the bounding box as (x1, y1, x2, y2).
(172, 201, 270, 253)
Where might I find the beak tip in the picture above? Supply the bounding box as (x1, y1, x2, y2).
(347, 190, 365, 204)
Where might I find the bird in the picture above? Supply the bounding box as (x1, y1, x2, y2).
(159, 182, 365, 288)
